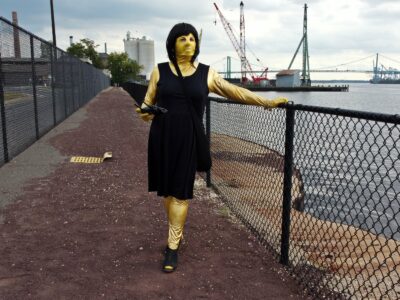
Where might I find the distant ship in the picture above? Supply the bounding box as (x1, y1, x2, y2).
(370, 53, 400, 84)
(370, 78, 400, 84)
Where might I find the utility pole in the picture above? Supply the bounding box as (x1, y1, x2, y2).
(239, 1, 246, 82)
(50, 0, 57, 47)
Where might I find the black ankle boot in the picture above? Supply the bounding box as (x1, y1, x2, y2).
(162, 247, 178, 273)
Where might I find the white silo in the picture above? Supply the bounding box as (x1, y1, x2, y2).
(123, 31, 139, 62)
(123, 32, 155, 80)
(138, 36, 155, 80)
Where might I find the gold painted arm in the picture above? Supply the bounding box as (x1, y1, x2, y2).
(135, 66, 159, 122)
(142, 66, 160, 108)
(207, 68, 288, 108)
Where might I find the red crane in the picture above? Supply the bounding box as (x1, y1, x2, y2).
(213, 2, 268, 84)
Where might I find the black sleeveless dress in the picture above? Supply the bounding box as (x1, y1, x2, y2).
(148, 62, 210, 200)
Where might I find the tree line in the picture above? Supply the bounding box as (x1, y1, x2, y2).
(66, 38, 142, 84)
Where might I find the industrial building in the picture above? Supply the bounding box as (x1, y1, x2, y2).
(276, 70, 301, 87)
(123, 32, 155, 80)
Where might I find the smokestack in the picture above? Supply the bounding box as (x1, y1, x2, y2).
(104, 42, 107, 54)
(12, 11, 21, 58)
(12, 11, 18, 24)
(69, 36, 73, 46)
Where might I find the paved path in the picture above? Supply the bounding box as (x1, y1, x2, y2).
(0, 87, 308, 299)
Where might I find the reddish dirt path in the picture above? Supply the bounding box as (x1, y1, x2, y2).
(0, 87, 308, 299)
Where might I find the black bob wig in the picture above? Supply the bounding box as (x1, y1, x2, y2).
(166, 23, 200, 63)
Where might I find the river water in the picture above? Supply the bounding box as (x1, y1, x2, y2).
(255, 82, 400, 114)
(259, 83, 400, 239)
(212, 82, 400, 239)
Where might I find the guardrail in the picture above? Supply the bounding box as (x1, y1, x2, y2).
(123, 82, 400, 299)
(0, 16, 110, 166)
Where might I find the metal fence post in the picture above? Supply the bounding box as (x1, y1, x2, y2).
(280, 104, 295, 265)
(82, 65, 87, 104)
(70, 58, 75, 111)
(0, 53, 9, 163)
(78, 62, 83, 108)
(49, 45, 57, 125)
(92, 68, 95, 97)
(30, 36, 39, 139)
(61, 54, 67, 118)
(206, 98, 211, 187)
(90, 68, 93, 97)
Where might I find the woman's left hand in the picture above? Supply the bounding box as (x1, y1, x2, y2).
(263, 97, 289, 109)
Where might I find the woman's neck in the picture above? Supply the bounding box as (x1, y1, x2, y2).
(176, 55, 192, 68)
(171, 55, 196, 76)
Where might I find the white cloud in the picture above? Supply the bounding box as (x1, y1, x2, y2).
(2, 0, 400, 78)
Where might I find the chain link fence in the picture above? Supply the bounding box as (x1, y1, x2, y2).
(0, 17, 110, 167)
(210, 98, 400, 299)
(122, 80, 400, 299)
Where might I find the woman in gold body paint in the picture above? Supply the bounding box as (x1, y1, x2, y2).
(136, 23, 288, 273)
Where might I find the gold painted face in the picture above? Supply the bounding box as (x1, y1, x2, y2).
(174, 33, 196, 57)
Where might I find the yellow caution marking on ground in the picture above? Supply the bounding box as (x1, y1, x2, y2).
(70, 152, 113, 164)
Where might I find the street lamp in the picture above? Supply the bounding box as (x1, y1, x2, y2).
(50, 0, 56, 47)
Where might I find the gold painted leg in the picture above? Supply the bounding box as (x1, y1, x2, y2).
(167, 197, 188, 250)
(163, 196, 172, 218)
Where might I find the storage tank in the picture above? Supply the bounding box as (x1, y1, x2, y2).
(138, 36, 155, 79)
(123, 32, 139, 62)
(123, 32, 155, 80)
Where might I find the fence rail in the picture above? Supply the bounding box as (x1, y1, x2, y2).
(210, 98, 400, 299)
(123, 81, 400, 299)
(0, 16, 110, 167)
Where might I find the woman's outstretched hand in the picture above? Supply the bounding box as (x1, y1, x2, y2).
(263, 97, 289, 109)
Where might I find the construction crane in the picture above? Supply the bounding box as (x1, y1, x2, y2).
(213, 2, 268, 84)
(287, 4, 311, 86)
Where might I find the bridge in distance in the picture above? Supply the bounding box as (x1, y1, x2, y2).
(219, 69, 378, 75)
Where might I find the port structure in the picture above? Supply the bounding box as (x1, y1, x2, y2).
(371, 53, 400, 83)
(288, 4, 311, 86)
(213, 2, 268, 84)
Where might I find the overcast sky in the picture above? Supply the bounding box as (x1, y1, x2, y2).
(2, 0, 400, 79)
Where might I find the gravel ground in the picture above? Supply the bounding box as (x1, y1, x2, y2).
(0, 87, 309, 299)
